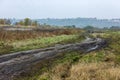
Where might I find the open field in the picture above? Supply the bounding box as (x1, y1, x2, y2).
(1, 0, 120, 80)
(12, 31, 120, 80)
(0, 27, 120, 80)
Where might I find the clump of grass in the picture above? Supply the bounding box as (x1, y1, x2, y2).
(0, 41, 13, 54)
(54, 51, 81, 64)
(80, 51, 105, 63)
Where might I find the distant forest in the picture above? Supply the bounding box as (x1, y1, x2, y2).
(9, 18, 120, 28)
(1, 18, 120, 29)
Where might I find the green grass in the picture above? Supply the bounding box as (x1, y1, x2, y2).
(0, 34, 84, 55)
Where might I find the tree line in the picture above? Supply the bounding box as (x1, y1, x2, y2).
(0, 18, 39, 27)
(0, 19, 11, 25)
(15, 18, 39, 27)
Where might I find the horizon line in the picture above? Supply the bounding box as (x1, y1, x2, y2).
(0, 17, 120, 20)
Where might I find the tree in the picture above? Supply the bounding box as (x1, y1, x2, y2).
(24, 18, 31, 26)
(83, 25, 95, 30)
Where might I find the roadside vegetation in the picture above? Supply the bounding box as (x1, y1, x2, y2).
(0, 29, 83, 55)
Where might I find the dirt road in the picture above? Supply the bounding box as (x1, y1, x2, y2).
(0, 37, 107, 80)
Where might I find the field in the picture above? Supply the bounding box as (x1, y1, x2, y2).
(1, 0, 120, 80)
(0, 29, 83, 55)
(1, 28, 120, 80)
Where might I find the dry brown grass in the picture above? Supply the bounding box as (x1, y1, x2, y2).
(66, 62, 119, 80)
(0, 29, 82, 41)
(37, 62, 120, 80)
(50, 63, 71, 80)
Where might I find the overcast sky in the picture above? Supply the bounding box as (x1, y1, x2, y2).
(0, 0, 120, 19)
